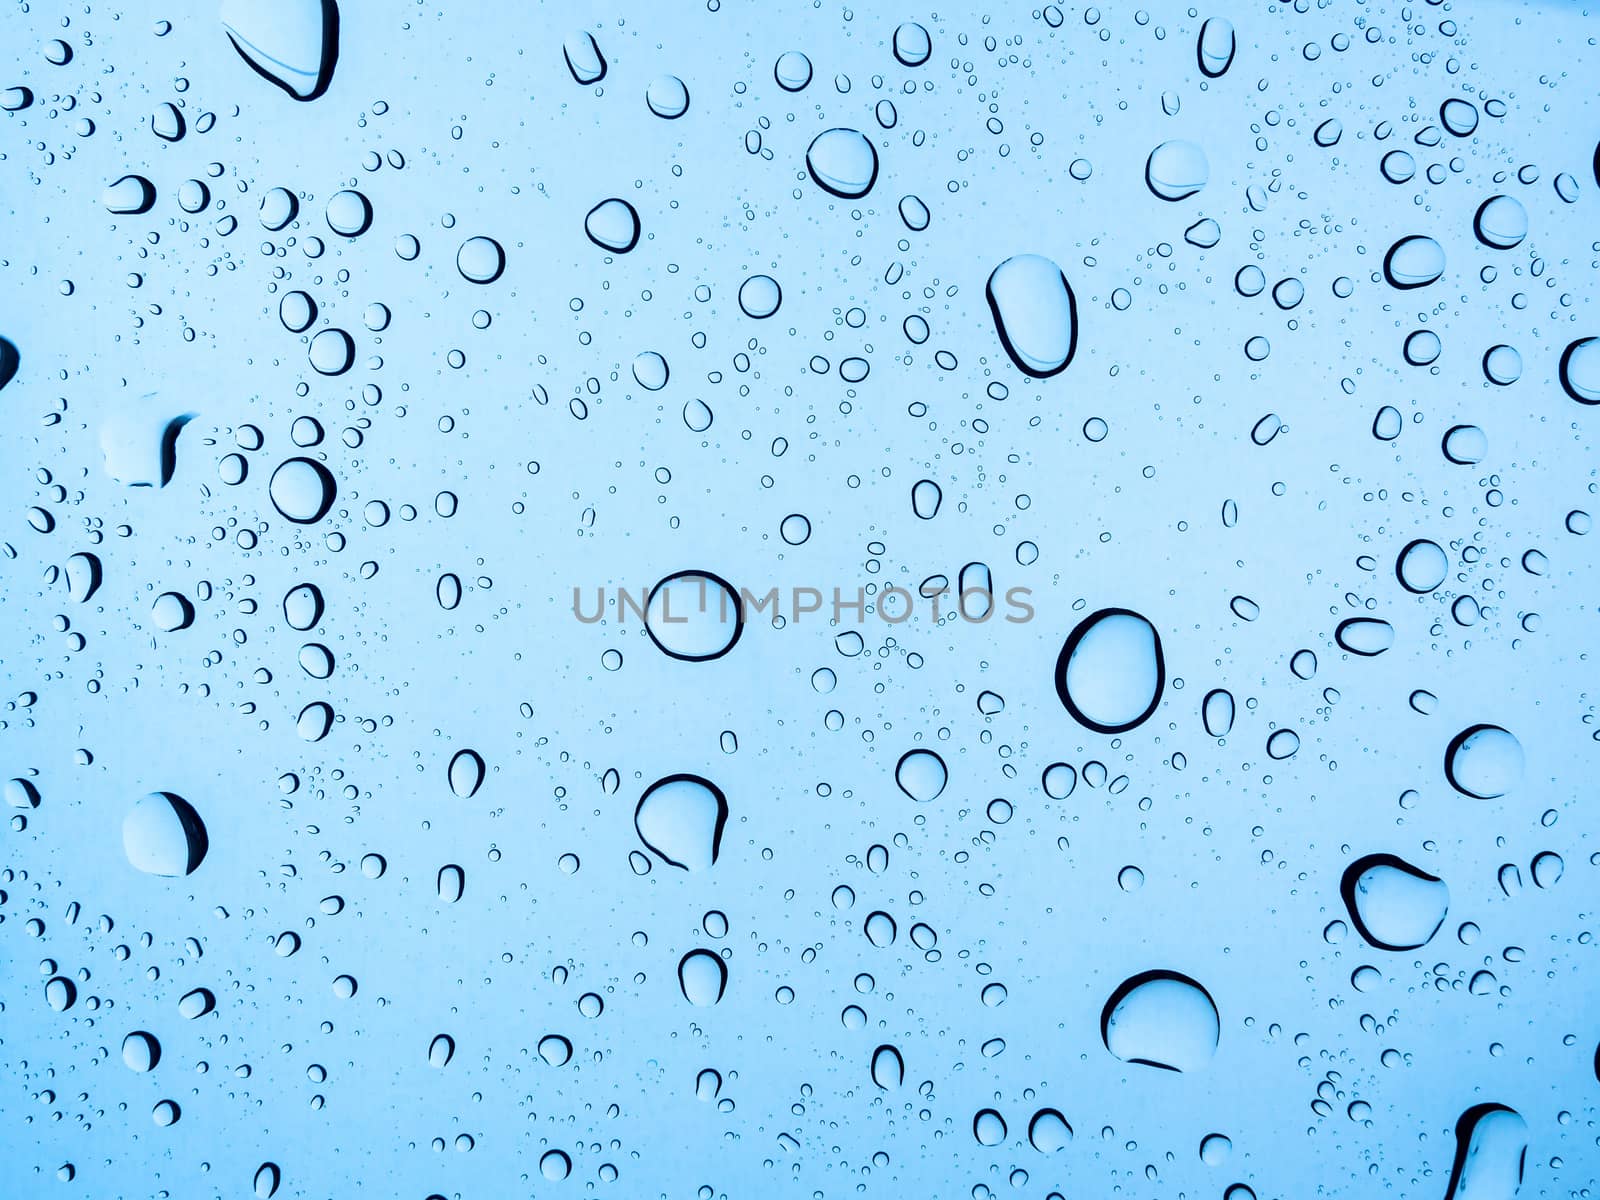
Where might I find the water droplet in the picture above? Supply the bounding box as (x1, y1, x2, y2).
(1445, 725, 1523, 799)
(1028, 1108, 1073, 1152)
(456, 236, 505, 284)
(585, 198, 640, 253)
(870, 1044, 904, 1089)
(123, 792, 208, 877)
(1396, 539, 1448, 593)
(448, 749, 484, 799)
(895, 749, 947, 803)
(892, 22, 931, 66)
(646, 75, 690, 119)
(644, 571, 743, 661)
(635, 774, 728, 871)
(1444, 1105, 1527, 1200)
(738, 274, 782, 319)
(805, 128, 879, 198)
(102, 175, 156, 215)
(1197, 17, 1236, 77)
(1474, 195, 1527, 249)
(774, 51, 813, 91)
(973, 1108, 1008, 1146)
(1334, 618, 1394, 657)
(562, 32, 606, 84)
(221, 0, 339, 101)
(1383, 236, 1446, 289)
(428, 1033, 455, 1068)
(307, 327, 353, 375)
(677, 949, 727, 1006)
(1340, 854, 1449, 950)
(324, 189, 371, 237)
(122, 1031, 160, 1072)
(269, 457, 336, 523)
(1145, 140, 1209, 200)
(1101, 971, 1220, 1072)
(1055, 609, 1164, 734)
(985, 254, 1078, 378)
(1559, 337, 1600, 403)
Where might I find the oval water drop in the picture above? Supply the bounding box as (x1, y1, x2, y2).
(805, 128, 879, 198)
(1055, 609, 1164, 734)
(123, 792, 208, 877)
(985, 254, 1078, 378)
(1383, 236, 1445, 289)
(1334, 618, 1394, 657)
(448, 749, 485, 799)
(1197, 17, 1235, 77)
(894, 749, 947, 803)
(677, 949, 727, 1007)
(870, 1044, 904, 1089)
(220, 0, 338, 101)
(1145, 140, 1209, 200)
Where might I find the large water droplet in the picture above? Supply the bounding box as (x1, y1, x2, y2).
(635, 774, 728, 871)
(1334, 618, 1394, 656)
(646, 75, 689, 119)
(1145, 140, 1209, 200)
(894, 749, 947, 803)
(103, 174, 156, 215)
(773, 51, 813, 91)
(870, 1044, 904, 1089)
(1197, 18, 1236, 77)
(1383, 236, 1446, 288)
(1396, 539, 1449, 593)
(1474, 195, 1527, 249)
(220, 0, 339, 101)
(985, 254, 1078, 378)
(448, 749, 484, 799)
(1055, 609, 1165, 734)
(1101, 971, 1220, 1072)
(123, 792, 208, 877)
(1445, 725, 1523, 799)
(585, 198, 640, 253)
(1559, 337, 1600, 404)
(738, 274, 782, 319)
(1341, 854, 1448, 951)
(806, 128, 879, 198)
(677, 949, 727, 1006)
(456, 236, 505, 284)
(1028, 1108, 1073, 1152)
(1444, 1105, 1527, 1200)
(973, 1109, 1008, 1146)
(562, 32, 606, 84)
(644, 571, 743, 661)
(269, 457, 336, 523)
(121, 1031, 161, 1072)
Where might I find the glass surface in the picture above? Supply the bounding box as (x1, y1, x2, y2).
(1, 2, 1595, 1197)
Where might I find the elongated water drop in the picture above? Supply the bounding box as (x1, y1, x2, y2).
(986, 254, 1077, 378)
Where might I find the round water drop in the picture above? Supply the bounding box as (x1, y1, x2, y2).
(456, 236, 505, 284)
(635, 774, 728, 871)
(1442, 424, 1488, 464)
(1440, 98, 1480, 137)
(1559, 337, 1600, 403)
(1403, 329, 1441, 367)
(584, 198, 640, 253)
(260, 187, 298, 230)
(1383, 236, 1445, 289)
(1101, 970, 1220, 1072)
(152, 1100, 180, 1127)
(1266, 729, 1300, 759)
(428, 1033, 455, 1068)
(307, 327, 353, 375)
(806, 128, 879, 198)
(1145, 140, 1209, 201)
(1041, 762, 1077, 799)
(870, 1044, 904, 1089)
(895, 749, 947, 803)
(1028, 1109, 1072, 1153)
(774, 51, 813, 91)
(448, 749, 484, 799)
(1482, 344, 1521, 386)
(538, 1034, 572, 1066)
(540, 1150, 572, 1181)
(682, 398, 713, 432)
(122, 1031, 160, 1072)
(646, 74, 689, 118)
(103, 174, 156, 215)
(1055, 609, 1164, 734)
(985, 254, 1077, 378)
(863, 911, 897, 947)
(1341, 854, 1448, 950)
(1444, 1105, 1527, 1200)
(1196, 17, 1235, 77)
(973, 1109, 1008, 1146)
(1334, 618, 1394, 656)
(893, 22, 931, 66)
(45, 976, 76, 1011)
(324, 189, 371, 237)
(677, 949, 727, 1006)
(123, 792, 208, 877)
(632, 351, 669, 392)
(779, 514, 811, 545)
(1445, 725, 1523, 799)
(738, 274, 782, 319)
(1474, 195, 1527, 249)
(1396, 539, 1448, 593)
(644, 571, 742, 661)
(221, 0, 339, 101)
(1200, 1133, 1232, 1165)
(269, 457, 336, 523)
